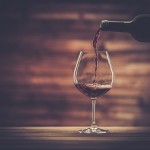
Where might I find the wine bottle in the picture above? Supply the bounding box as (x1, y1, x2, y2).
(100, 14, 150, 42)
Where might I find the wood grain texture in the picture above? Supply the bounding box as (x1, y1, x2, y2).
(0, 127, 150, 150)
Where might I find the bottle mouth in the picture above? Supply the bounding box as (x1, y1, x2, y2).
(100, 20, 109, 30)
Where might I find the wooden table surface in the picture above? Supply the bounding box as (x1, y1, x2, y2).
(0, 127, 150, 150)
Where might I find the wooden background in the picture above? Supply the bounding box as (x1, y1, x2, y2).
(0, 0, 150, 126)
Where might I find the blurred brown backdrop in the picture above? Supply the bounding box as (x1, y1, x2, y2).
(0, 0, 150, 126)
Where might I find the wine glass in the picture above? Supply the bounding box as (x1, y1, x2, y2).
(73, 50, 114, 134)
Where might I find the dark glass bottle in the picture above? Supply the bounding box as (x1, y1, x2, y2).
(100, 14, 150, 42)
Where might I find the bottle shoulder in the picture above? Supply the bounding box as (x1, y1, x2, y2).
(130, 15, 150, 42)
(132, 14, 150, 23)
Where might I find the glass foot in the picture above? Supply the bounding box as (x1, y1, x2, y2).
(78, 126, 110, 134)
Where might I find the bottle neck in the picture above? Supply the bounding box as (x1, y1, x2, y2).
(100, 20, 131, 33)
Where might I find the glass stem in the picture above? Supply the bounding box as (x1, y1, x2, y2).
(91, 98, 97, 128)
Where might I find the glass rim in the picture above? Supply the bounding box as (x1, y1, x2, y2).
(80, 50, 108, 53)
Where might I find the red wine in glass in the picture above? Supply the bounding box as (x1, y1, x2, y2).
(75, 83, 112, 98)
